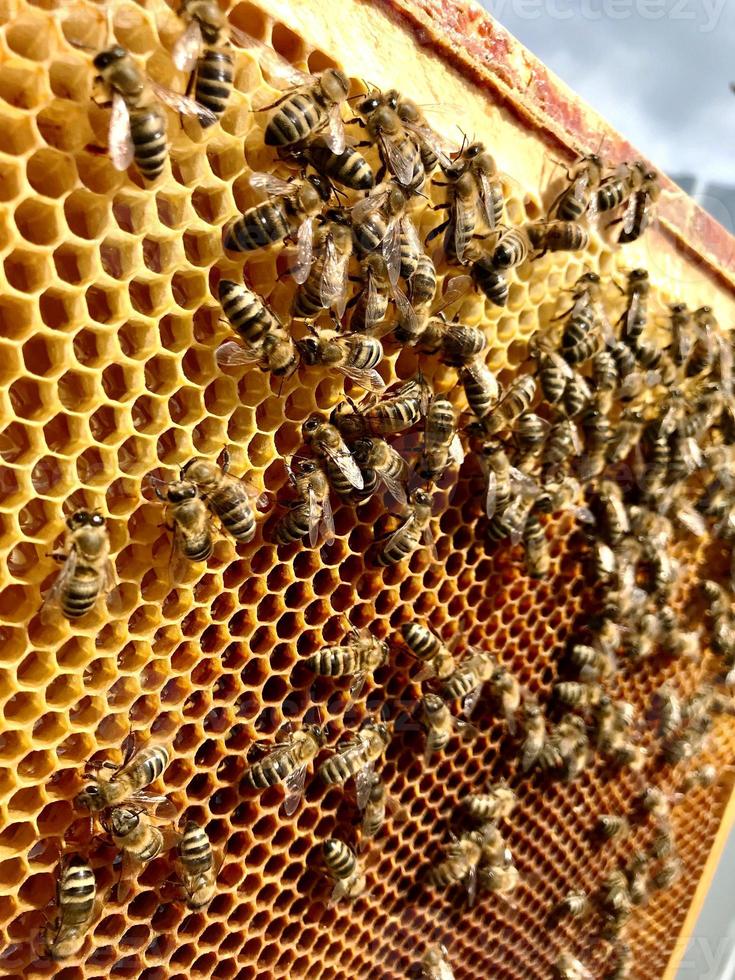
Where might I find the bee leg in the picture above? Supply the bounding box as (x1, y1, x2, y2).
(424, 220, 449, 245)
(90, 96, 113, 109)
(47, 551, 67, 563)
(346, 116, 366, 127)
(257, 91, 298, 112)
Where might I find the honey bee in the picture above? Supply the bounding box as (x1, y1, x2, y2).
(401, 621, 458, 681)
(359, 773, 405, 842)
(520, 700, 548, 772)
(596, 814, 630, 840)
(545, 714, 590, 781)
(171, 0, 246, 124)
(323, 839, 366, 903)
(178, 819, 216, 909)
(553, 890, 590, 919)
(353, 90, 424, 189)
(216, 280, 298, 376)
(527, 220, 589, 256)
(459, 358, 501, 423)
(653, 685, 682, 740)
(306, 627, 388, 699)
(591, 349, 619, 394)
(532, 341, 573, 404)
(462, 784, 517, 822)
(297, 329, 385, 392)
(43, 510, 115, 621)
(103, 805, 170, 901)
(637, 786, 671, 823)
(601, 870, 632, 915)
(605, 943, 633, 980)
(420, 943, 455, 980)
(478, 861, 520, 900)
(181, 453, 258, 544)
(619, 268, 650, 345)
(377, 488, 435, 566)
(429, 828, 485, 905)
(330, 376, 430, 439)
(523, 511, 551, 579)
(351, 180, 421, 285)
(396, 97, 454, 175)
(417, 397, 464, 483)
(651, 857, 681, 890)
(591, 480, 630, 545)
(549, 153, 604, 222)
(349, 253, 394, 335)
(93, 45, 215, 181)
(541, 419, 579, 471)
(421, 694, 476, 759)
(617, 169, 660, 244)
(154, 479, 213, 571)
(75, 739, 171, 814)
(479, 374, 537, 437)
(318, 718, 392, 807)
(569, 643, 615, 682)
(489, 665, 522, 733)
(555, 952, 593, 980)
(469, 254, 509, 307)
(44, 856, 97, 960)
(596, 160, 646, 214)
(245, 723, 327, 816)
(352, 437, 409, 505)
(563, 371, 592, 419)
(262, 66, 349, 153)
(293, 209, 353, 319)
(442, 649, 497, 717)
(626, 851, 649, 906)
(686, 306, 718, 378)
(427, 170, 479, 264)
(669, 303, 693, 365)
(303, 412, 365, 493)
(679, 763, 717, 793)
(224, 173, 331, 271)
(292, 134, 374, 190)
(454, 141, 505, 228)
(274, 458, 334, 548)
(410, 251, 438, 308)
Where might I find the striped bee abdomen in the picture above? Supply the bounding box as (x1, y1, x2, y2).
(129, 107, 167, 181)
(194, 50, 233, 124)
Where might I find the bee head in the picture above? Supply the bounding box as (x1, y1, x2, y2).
(302, 413, 323, 436)
(357, 94, 381, 115)
(67, 510, 104, 530)
(465, 141, 484, 159)
(307, 174, 332, 202)
(74, 782, 102, 809)
(413, 489, 432, 507)
(93, 45, 127, 72)
(297, 337, 321, 365)
(166, 481, 198, 503)
(323, 206, 351, 227)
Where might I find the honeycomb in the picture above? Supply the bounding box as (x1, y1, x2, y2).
(0, 0, 734, 977)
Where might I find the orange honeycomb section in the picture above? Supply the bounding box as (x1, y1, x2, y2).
(0, 1, 734, 979)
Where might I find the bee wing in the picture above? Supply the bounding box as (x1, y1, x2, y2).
(355, 763, 376, 810)
(108, 92, 134, 172)
(453, 193, 474, 262)
(172, 18, 202, 73)
(291, 218, 314, 285)
(351, 187, 390, 223)
(462, 683, 483, 719)
(249, 171, 294, 197)
(622, 193, 638, 234)
(421, 521, 438, 560)
(377, 468, 408, 507)
(321, 239, 349, 317)
(475, 171, 499, 230)
(379, 132, 416, 188)
(571, 172, 589, 202)
(465, 864, 478, 908)
(282, 764, 308, 816)
(675, 503, 707, 538)
(116, 849, 142, 904)
(335, 362, 386, 393)
(391, 282, 417, 338)
(348, 671, 367, 702)
(400, 215, 422, 262)
(40, 548, 78, 621)
(216, 339, 261, 368)
(320, 493, 336, 546)
(323, 443, 364, 490)
(325, 105, 346, 155)
(484, 469, 497, 518)
(439, 274, 472, 310)
(382, 219, 402, 287)
(464, 357, 499, 403)
(448, 434, 464, 466)
(230, 28, 309, 87)
(148, 79, 218, 127)
(307, 486, 322, 549)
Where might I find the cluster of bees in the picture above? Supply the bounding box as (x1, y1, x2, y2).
(31, 3, 735, 977)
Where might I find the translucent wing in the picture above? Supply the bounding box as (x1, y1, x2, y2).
(320, 238, 349, 316)
(307, 486, 321, 549)
(130, 793, 178, 820)
(148, 80, 218, 127)
(326, 105, 346, 155)
(354, 763, 375, 810)
(463, 358, 499, 402)
(320, 494, 336, 545)
(323, 443, 364, 490)
(335, 363, 386, 392)
(216, 339, 261, 368)
(421, 521, 438, 561)
(401, 216, 422, 264)
(172, 18, 201, 73)
(291, 218, 314, 285)
(571, 172, 589, 202)
(391, 283, 417, 338)
(676, 504, 706, 537)
(439, 274, 472, 310)
(465, 864, 478, 908)
(230, 28, 309, 87)
(282, 765, 307, 816)
(453, 192, 474, 262)
(382, 219, 402, 287)
(462, 683, 483, 719)
(485, 469, 497, 518)
(380, 133, 415, 187)
(250, 171, 294, 197)
(351, 187, 389, 224)
(108, 92, 134, 172)
(348, 671, 367, 702)
(476, 172, 499, 230)
(449, 433, 464, 466)
(622, 193, 638, 234)
(376, 459, 407, 506)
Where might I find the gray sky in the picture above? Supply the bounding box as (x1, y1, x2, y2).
(480, 0, 734, 184)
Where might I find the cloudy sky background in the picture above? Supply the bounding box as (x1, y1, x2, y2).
(480, 0, 734, 185)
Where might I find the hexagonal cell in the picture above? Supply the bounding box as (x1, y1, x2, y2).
(3, 248, 51, 293)
(13, 197, 61, 246)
